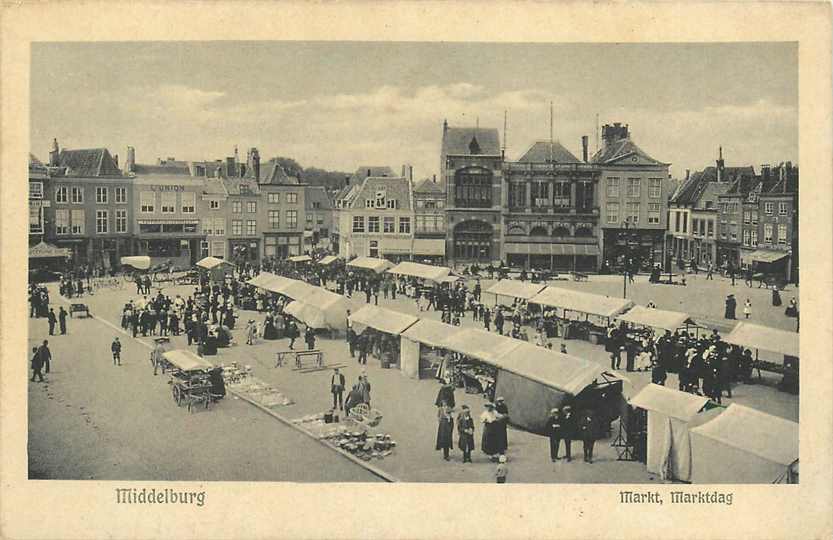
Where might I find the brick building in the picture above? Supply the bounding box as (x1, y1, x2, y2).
(412, 176, 447, 264)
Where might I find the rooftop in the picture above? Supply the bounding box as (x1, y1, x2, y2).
(517, 141, 582, 164)
(442, 126, 501, 156)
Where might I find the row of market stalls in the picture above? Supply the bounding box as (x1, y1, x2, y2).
(246, 271, 349, 332)
(348, 304, 624, 435)
(630, 383, 798, 483)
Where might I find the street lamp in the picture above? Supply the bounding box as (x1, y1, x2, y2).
(620, 218, 631, 298)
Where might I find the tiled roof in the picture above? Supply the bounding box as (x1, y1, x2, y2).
(202, 177, 228, 196)
(305, 185, 332, 209)
(724, 175, 761, 196)
(517, 141, 582, 164)
(670, 171, 705, 205)
(348, 166, 396, 186)
(413, 177, 446, 194)
(258, 159, 299, 185)
(222, 177, 260, 195)
(590, 138, 666, 166)
(347, 176, 412, 210)
(133, 162, 192, 176)
(57, 148, 122, 177)
(763, 163, 798, 195)
(694, 181, 731, 209)
(442, 127, 501, 156)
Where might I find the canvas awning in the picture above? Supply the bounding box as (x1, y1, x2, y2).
(441, 328, 523, 365)
(493, 342, 606, 396)
(247, 272, 280, 289)
(284, 300, 328, 329)
(162, 350, 214, 372)
(260, 275, 300, 295)
(278, 280, 319, 301)
(347, 256, 394, 273)
(618, 306, 695, 332)
(486, 279, 546, 300)
(741, 249, 790, 265)
(401, 319, 457, 348)
(723, 322, 799, 358)
(318, 255, 339, 266)
(530, 287, 635, 318)
(348, 305, 419, 335)
(29, 241, 71, 259)
(690, 404, 798, 467)
(196, 256, 233, 270)
(629, 384, 710, 421)
(503, 243, 601, 256)
(438, 275, 461, 283)
(388, 261, 450, 282)
(120, 255, 151, 270)
(288, 255, 312, 263)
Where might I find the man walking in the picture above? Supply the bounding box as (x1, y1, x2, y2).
(706, 262, 714, 280)
(330, 368, 345, 410)
(47, 308, 57, 335)
(58, 306, 68, 335)
(111, 337, 122, 366)
(31, 346, 45, 382)
(38, 340, 52, 374)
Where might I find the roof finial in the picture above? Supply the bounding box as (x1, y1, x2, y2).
(549, 101, 554, 162)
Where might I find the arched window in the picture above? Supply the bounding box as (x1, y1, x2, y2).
(506, 225, 526, 236)
(529, 225, 549, 236)
(575, 226, 594, 238)
(552, 226, 571, 237)
(454, 168, 493, 208)
(453, 220, 492, 261)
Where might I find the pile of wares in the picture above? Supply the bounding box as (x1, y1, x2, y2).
(228, 376, 293, 408)
(220, 362, 252, 384)
(321, 430, 397, 461)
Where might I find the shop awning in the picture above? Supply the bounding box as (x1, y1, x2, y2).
(723, 322, 799, 358)
(690, 404, 798, 467)
(196, 256, 234, 270)
(120, 255, 151, 270)
(486, 279, 546, 300)
(629, 384, 710, 421)
(741, 249, 790, 265)
(493, 342, 607, 396)
(617, 306, 695, 332)
(401, 319, 457, 348)
(317, 255, 339, 266)
(442, 328, 523, 365)
(349, 305, 419, 335)
(503, 243, 601, 256)
(347, 256, 394, 273)
(388, 261, 450, 282)
(29, 241, 71, 259)
(288, 255, 312, 263)
(530, 287, 635, 318)
(411, 238, 446, 255)
(162, 350, 214, 372)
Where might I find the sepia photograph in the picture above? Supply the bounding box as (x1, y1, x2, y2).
(2, 2, 831, 539)
(26, 40, 800, 484)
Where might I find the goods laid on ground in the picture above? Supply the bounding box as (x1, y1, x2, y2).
(322, 429, 397, 461)
(228, 377, 294, 408)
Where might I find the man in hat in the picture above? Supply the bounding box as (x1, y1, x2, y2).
(47, 308, 57, 335)
(111, 337, 122, 366)
(576, 408, 599, 463)
(31, 346, 45, 382)
(457, 405, 475, 463)
(330, 368, 345, 410)
(724, 294, 737, 320)
(548, 405, 573, 462)
(58, 306, 68, 335)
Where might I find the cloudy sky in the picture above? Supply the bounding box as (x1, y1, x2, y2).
(31, 42, 797, 179)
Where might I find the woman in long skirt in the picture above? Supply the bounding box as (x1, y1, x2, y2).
(435, 405, 454, 461)
(480, 402, 500, 459)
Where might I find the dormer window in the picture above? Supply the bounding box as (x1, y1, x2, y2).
(469, 136, 481, 155)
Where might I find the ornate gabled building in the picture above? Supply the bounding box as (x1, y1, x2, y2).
(412, 176, 447, 264)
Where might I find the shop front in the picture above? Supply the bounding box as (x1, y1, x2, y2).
(504, 242, 600, 272)
(603, 229, 665, 271)
(411, 238, 446, 265)
(228, 238, 261, 265)
(264, 233, 302, 258)
(133, 220, 203, 268)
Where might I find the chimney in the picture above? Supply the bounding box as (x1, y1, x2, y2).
(113, 154, 119, 168)
(432, 174, 437, 183)
(716, 146, 725, 182)
(251, 148, 260, 181)
(581, 135, 589, 163)
(685, 169, 690, 181)
(226, 157, 235, 177)
(443, 118, 448, 135)
(234, 145, 239, 165)
(49, 138, 60, 166)
(601, 122, 629, 146)
(761, 164, 770, 184)
(126, 146, 135, 173)
(367, 168, 372, 178)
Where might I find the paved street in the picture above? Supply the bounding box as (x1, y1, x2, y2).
(28, 272, 798, 483)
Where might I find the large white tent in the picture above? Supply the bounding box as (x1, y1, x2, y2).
(288, 255, 313, 263)
(290, 288, 349, 331)
(629, 384, 715, 481)
(617, 306, 695, 332)
(348, 304, 419, 335)
(246, 272, 281, 289)
(442, 328, 523, 365)
(486, 279, 547, 301)
(530, 287, 634, 319)
(283, 301, 328, 329)
(347, 256, 394, 273)
(387, 261, 450, 282)
(723, 322, 799, 360)
(689, 404, 798, 484)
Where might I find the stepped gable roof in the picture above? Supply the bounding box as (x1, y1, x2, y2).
(517, 141, 582, 164)
(57, 148, 123, 177)
(590, 137, 666, 166)
(443, 127, 501, 156)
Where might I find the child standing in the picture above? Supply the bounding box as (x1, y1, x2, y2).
(495, 455, 508, 484)
(743, 299, 752, 319)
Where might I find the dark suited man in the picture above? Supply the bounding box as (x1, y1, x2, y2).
(38, 340, 52, 374)
(548, 406, 574, 462)
(47, 308, 57, 335)
(58, 307, 68, 335)
(330, 368, 345, 410)
(577, 408, 599, 464)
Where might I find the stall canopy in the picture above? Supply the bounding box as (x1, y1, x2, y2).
(246, 272, 280, 289)
(284, 300, 328, 329)
(629, 384, 713, 481)
(689, 404, 798, 484)
(259, 275, 296, 294)
(439, 275, 461, 284)
(442, 328, 523, 365)
(196, 256, 234, 270)
(349, 304, 419, 335)
(618, 306, 695, 332)
(318, 255, 339, 266)
(162, 350, 214, 372)
(120, 255, 151, 270)
(486, 279, 547, 301)
(494, 342, 606, 396)
(723, 322, 799, 359)
(401, 319, 457, 349)
(388, 261, 451, 282)
(30, 241, 70, 259)
(278, 280, 319, 301)
(346, 256, 394, 273)
(530, 287, 635, 318)
(289, 287, 349, 330)
(288, 255, 312, 263)
(741, 249, 790, 265)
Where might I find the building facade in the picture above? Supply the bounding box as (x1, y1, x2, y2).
(251, 155, 307, 259)
(304, 185, 333, 252)
(442, 122, 504, 267)
(592, 123, 670, 271)
(502, 139, 601, 271)
(745, 162, 798, 282)
(412, 177, 447, 264)
(29, 153, 50, 245)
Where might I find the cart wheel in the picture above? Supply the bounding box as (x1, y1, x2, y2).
(172, 384, 182, 406)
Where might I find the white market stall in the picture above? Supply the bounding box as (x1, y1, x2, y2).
(530, 287, 635, 320)
(617, 306, 696, 333)
(285, 287, 349, 332)
(689, 404, 798, 484)
(246, 272, 280, 289)
(485, 279, 546, 303)
(195, 256, 235, 283)
(349, 305, 419, 368)
(387, 261, 451, 283)
(283, 301, 327, 329)
(629, 384, 719, 482)
(120, 255, 151, 271)
(317, 255, 339, 266)
(399, 319, 457, 379)
(347, 256, 394, 274)
(288, 255, 313, 263)
(723, 322, 799, 386)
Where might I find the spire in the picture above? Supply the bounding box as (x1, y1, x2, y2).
(549, 101, 554, 162)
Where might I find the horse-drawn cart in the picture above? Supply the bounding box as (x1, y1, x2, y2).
(162, 349, 220, 412)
